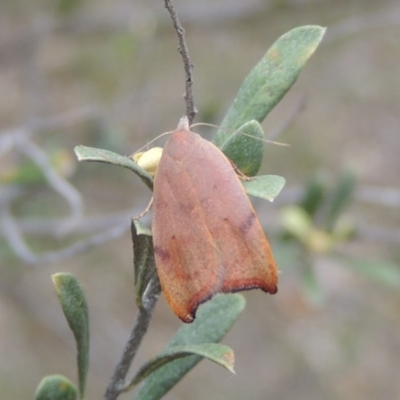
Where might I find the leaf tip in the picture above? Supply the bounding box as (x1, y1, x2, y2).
(73, 145, 84, 161)
(51, 272, 65, 294)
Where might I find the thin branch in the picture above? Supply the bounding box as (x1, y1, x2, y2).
(164, 0, 196, 124)
(0, 106, 98, 155)
(29, 105, 99, 132)
(0, 197, 40, 265)
(0, 182, 145, 264)
(0, 194, 131, 264)
(0, 106, 98, 238)
(15, 137, 83, 235)
(104, 277, 161, 400)
(4, 208, 139, 236)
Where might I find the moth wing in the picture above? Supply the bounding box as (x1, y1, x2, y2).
(153, 130, 224, 322)
(153, 128, 277, 323)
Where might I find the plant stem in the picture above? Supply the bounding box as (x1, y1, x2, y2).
(164, 0, 197, 124)
(104, 278, 161, 400)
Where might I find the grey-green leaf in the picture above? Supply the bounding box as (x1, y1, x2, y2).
(243, 175, 286, 201)
(217, 120, 265, 176)
(52, 273, 89, 399)
(214, 25, 326, 145)
(299, 172, 328, 218)
(131, 219, 158, 308)
(325, 171, 356, 232)
(132, 293, 245, 400)
(124, 343, 234, 392)
(74, 145, 153, 190)
(34, 375, 78, 400)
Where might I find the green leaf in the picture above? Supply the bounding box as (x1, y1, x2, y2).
(337, 255, 400, 287)
(34, 375, 78, 400)
(280, 206, 313, 241)
(325, 171, 356, 232)
(124, 344, 234, 392)
(299, 172, 328, 218)
(74, 145, 153, 190)
(131, 219, 158, 308)
(217, 120, 265, 176)
(52, 273, 89, 399)
(243, 174, 285, 202)
(214, 25, 326, 144)
(133, 293, 246, 400)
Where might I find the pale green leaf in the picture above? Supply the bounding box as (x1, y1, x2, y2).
(125, 344, 234, 392)
(132, 294, 245, 400)
(218, 120, 264, 176)
(74, 145, 153, 190)
(214, 25, 326, 144)
(34, 375, 78, 400)
(52, 273, 89, 399)
(243, 175, 286, 201)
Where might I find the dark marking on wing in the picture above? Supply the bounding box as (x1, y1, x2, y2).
(240, 212, 256, 234)
(154, 246, 170, 262)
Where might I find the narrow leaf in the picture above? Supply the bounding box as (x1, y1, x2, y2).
(280, 206, 313, 241)
(214, 25, 326, 144)
(125, 344, 234, 392)
(299, 172, 328, 218)
(243, 175, 286, 201)
(52, 273, 89, 399)
(34, 375, 78, 400)
(74, 145, 153, 190)
(131, 219, 158, 308)
(325, 171, 356, 231)
(133, 293, 246, 400)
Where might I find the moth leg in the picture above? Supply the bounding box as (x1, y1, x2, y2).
(132, 197, 154, 220)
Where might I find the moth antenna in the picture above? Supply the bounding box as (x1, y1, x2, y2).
(190, 122, 219, 130)
(190, 122, 289, 147)
(132, 197, 154, 220)
(131, 117, 192, 157)
(130, 130, 173, 157)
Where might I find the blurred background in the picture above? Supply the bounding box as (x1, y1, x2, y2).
(1, 0, 400, 399)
